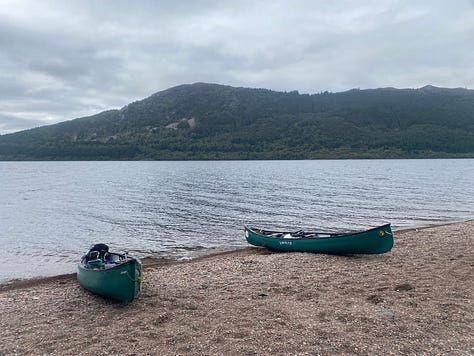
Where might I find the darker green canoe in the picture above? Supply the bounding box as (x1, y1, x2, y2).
(77, 244, 142, 302)
(245, 224, 393, 254)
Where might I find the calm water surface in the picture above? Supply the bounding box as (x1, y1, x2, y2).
(1, 159, 473, 282)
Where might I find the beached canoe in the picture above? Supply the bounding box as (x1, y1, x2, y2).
(245, 224, 393, 254)
(77, 244, 142, 302)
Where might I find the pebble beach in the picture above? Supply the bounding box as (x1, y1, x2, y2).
(1, 221, 473, 355)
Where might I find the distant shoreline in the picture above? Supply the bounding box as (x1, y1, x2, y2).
(2, 156, 474, 162)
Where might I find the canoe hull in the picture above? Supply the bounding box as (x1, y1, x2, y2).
(77, 258, 142, 302)
(245, 224, 393, 254)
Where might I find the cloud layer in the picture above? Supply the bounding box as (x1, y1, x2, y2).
(1, 0, 473, 133)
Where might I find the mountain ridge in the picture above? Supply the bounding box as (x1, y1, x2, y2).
(0, 83, 473, 160)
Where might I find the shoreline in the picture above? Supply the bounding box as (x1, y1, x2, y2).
(1, 220, 473, 354)
(2, 218, 472, 289)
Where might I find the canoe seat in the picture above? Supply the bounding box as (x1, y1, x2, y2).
(86, 258, 105, 269)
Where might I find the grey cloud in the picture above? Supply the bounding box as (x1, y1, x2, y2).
(0, 113, 46, 135)
(0, 0, 473, 134)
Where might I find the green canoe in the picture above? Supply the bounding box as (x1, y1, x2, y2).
(245, 224, 393, 254)
(77, 244, 142, 302)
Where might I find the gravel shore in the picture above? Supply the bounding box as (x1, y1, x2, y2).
(1, 221, 473, 355)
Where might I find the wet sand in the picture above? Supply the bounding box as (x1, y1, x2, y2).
(1, 221, 473, 355)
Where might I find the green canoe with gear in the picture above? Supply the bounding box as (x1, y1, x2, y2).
(77, 244, 142, 302)
(245, 224, 393, 254)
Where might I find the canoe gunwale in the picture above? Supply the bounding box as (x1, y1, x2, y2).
(77, 255, 140, 273)
(245, 223, 392, 240)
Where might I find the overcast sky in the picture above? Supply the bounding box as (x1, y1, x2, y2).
(1, 0, 473, 134)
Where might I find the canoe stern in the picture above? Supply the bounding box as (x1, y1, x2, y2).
(77, 258, 142, 302)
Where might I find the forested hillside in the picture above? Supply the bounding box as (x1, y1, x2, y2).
(0, 83, 473, 160)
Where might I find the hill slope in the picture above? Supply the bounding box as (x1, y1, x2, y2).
(0, 83, 473, 160)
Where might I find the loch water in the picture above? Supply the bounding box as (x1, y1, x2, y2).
(1, 159, 473, 282)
